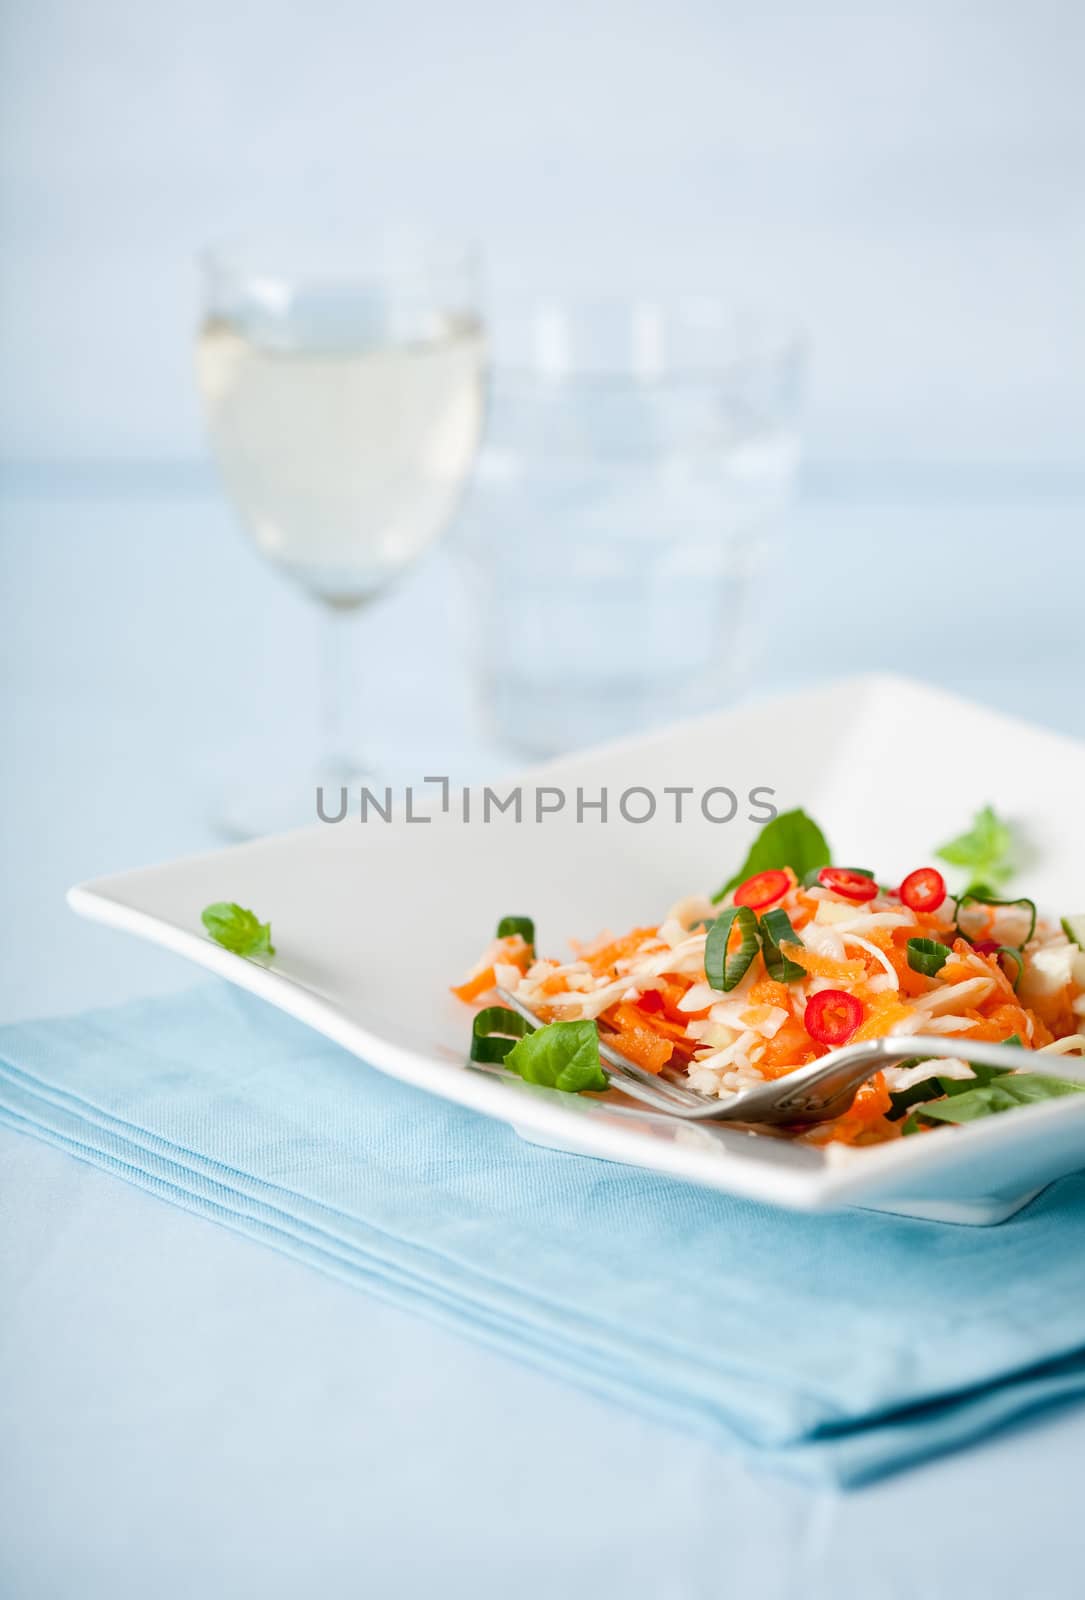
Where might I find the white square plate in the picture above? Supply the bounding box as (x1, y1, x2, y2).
(70, 675, 1085, 1225)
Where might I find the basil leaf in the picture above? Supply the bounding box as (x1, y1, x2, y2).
(935, 804, 1014, 889)
(759, 908, 806, 983)
(888, 1074, 947, 1120)
(504, 1019, 609, 1094)
(201, 902, 275, 957)
(888, 1057, 1016, 1121)
(947, 1062, 1014, 1090)
(713, 808, 830, 902)
(907, 1073, 1085, 1129)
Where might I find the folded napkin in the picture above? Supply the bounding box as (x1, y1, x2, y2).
(4, 984, 1085, 1486)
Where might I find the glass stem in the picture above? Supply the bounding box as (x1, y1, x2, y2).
(319, 602, 367, 780)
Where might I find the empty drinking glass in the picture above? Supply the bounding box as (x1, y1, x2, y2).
(454, 298, 803, 758)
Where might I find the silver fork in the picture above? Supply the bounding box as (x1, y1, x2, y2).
(495, 987, 1082, 1126)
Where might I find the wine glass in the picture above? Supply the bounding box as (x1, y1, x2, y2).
(195, 233, 485, 834)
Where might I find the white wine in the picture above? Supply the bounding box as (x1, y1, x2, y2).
(197, 315, 486, 605)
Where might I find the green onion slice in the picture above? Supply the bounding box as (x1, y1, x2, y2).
(470, 1005, 532, 1064)
(704, 906, 761, 992)
(955, 894, 1036, 948)
(496, 915, 535, 948)
(759, 908, 806, 983)
(993, 945, 1024, 990)
(907, 937, 952, 977)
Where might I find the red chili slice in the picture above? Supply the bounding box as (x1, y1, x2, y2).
(899, 866, 947, 915)
(970, 939, 999, 956)
(804, 988, 864, 1046)
(816, 866, 878, 903)
(733, 868, 790, 910)
(636, 989, 665, 1014)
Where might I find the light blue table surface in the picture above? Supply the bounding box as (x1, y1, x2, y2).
(2, 473, 1084, 1597)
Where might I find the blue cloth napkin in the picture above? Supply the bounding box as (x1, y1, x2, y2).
(3, 984, 1085, 1486)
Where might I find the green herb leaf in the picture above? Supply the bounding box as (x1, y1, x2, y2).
(470, 1006, 532, 1064)
(949, 1060, 1016, 1088)
(713, 808, 830, 902)
(704, 906, 762, 992)
(504, 1019, 609, 1094)
(888, 1054, 1017, 1121)
(759, 908, 806, 983)
(906, 937, 951, 977)
(888, 1075, 946, 1121)
(905, 1072, 1085, 1130)
(496, 915, 535, 949)
(201, 902, 275, 957)
(890, 1077, 947, 1121)
(935, 804, 1014, 889)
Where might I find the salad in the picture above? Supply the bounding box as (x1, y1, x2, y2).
(452, 808, 1085, 1145)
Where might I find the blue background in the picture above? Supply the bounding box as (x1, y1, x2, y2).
(2, 0, 1083, 472)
